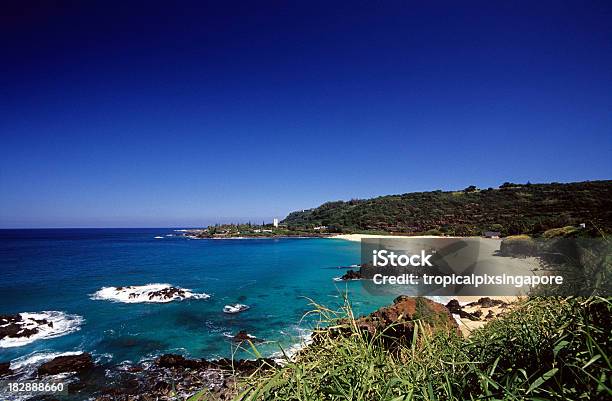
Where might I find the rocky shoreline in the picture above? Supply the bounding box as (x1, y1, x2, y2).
(181, 229, 332, 240)
(96, 355, 278, 401)
(0, 351, 277, 401)
(0, 297, 514, 401)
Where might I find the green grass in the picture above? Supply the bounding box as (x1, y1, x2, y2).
(234, 296, 611, 401)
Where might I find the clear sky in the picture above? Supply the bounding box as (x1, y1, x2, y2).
(1, 1, 611, 228)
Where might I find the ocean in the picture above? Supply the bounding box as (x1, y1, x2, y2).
(0, 229, 397, 377)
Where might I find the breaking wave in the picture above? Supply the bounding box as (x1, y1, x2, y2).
(0, 311, 84, 348)
(90, 283, 211, 303)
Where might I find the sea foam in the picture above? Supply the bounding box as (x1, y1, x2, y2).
(90, 283, 210, 303)
(9, 350, 84, 372)
(0, 311, 83, 348)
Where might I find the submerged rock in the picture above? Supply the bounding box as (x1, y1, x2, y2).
(38, 353, 94, 375)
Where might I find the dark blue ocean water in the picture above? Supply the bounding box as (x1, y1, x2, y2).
(0, 229, 395, 371)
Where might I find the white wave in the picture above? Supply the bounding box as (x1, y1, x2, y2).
(4, 351, 82, 400)
(333, 276, 362, 282)
(0, 312, 83, 348)
(272, 327, 312, 364)
(154, 236, 164, 239)
(9, 350, 84, 372)
(116, 360, 135, 370)
(222, 331, 256, 339)
(90, 283, 210, 303)
(96, 352, 114, 364)
(223, 304, 250, 314)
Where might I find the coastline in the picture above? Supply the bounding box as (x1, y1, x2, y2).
(0, 228, 596, 400)
(328, 233, 523, 332)
(187, 235, 330, 240)
(329, 233, 450, 242)
(1, 296, 517, 401)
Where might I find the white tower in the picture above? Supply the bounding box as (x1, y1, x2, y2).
(273, 218, 279, 227)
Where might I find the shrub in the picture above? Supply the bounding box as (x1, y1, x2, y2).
(543, 225, 580, 238)
(467, 297, 611, 400)
(500, 234, 537, 256)
(235, 297, 611, 401)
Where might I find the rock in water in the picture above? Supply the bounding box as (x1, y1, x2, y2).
(0, 362, 12, 377)
(234, 330, 251, 341)
(38, 353, 94, 375)
(233, 330, 263, 343)
(339, 269, 362, 280)
(147, 287, 186, 301)
(0, 314, 43, 340)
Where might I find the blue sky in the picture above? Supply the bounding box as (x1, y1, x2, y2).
(1, 1, 611, 228)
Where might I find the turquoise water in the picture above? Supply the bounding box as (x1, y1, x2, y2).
(0, 229, 396, 370)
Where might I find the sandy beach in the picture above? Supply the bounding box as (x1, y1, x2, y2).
(330, 233, 447, 242)
(330, 233, 529, 335)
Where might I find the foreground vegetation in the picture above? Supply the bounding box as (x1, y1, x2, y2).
(234, 296, 611, 401)
(283, 180, 612, 236)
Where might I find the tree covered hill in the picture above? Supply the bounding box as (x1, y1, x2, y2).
(282, 180, 612, 236)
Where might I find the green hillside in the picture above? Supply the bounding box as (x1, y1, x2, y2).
(282, 180, 612, 236)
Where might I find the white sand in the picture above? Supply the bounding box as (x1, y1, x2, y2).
(329, 233, 534, 335)
(329, 233, 447, 242)
(453, 295, 522, 336)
